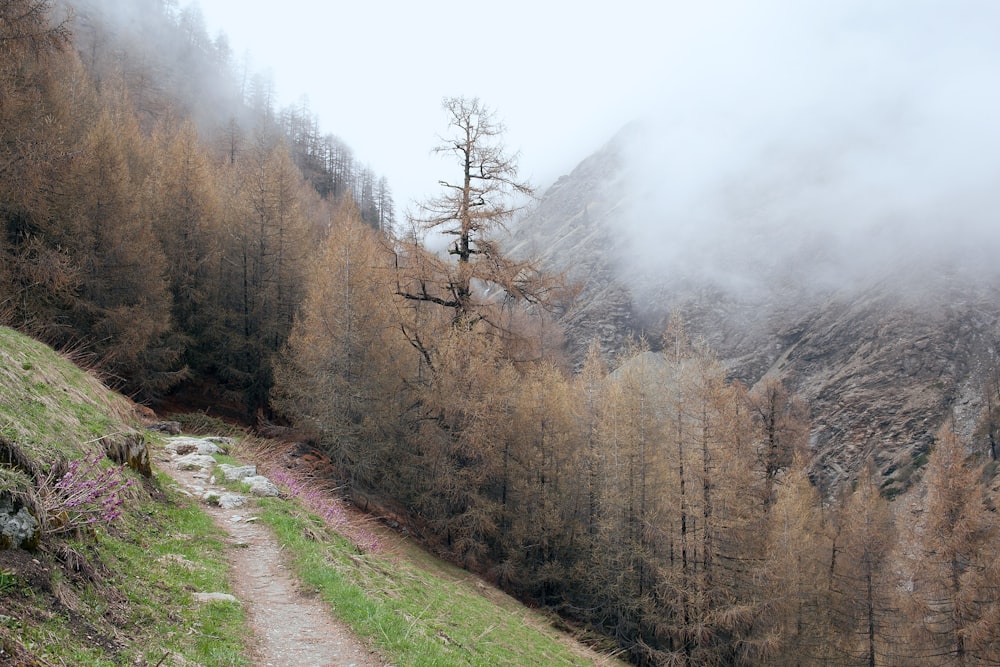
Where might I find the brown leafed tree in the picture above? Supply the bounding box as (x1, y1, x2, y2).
(0, 0, 76, 331)
(56, 82, 178, 395)
(500, 361, 583, 601)
(830, 464, 900, 666)
(405, 327, 521, 570)
(212, 122, 313, 412)
(272, 195, 406, 487)
(747, 375, 810, 507)
(147, 118, 222, 368)
(760, 455, 835, 665)
(396, 96, 554, 333)
(907, 424, 1000, 665)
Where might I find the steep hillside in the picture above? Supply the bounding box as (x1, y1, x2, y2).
(510, 129, 1000, 490)
(0, 327, 623, 665)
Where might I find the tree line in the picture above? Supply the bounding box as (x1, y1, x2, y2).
(1, 0, 393, 412)
(273, 99, 1000, 664)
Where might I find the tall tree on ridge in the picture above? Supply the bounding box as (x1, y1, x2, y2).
(396, 96, 544, 331)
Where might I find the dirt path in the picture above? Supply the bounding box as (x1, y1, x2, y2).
(161, 454, 385, 667)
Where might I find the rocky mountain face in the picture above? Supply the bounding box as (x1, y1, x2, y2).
(509, 128, 1000, 492)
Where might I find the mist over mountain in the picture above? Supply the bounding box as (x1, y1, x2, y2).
(509, 0, 1000, 490)
(618, 0, 1000, 302)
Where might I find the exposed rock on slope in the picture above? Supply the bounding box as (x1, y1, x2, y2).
(509, 130, 1000, 490)
(506, 126, 638, 357)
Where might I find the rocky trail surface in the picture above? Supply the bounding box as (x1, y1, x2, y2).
(157, 436, 385, 667)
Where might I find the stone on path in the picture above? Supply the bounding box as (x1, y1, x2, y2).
(244, 475, 281, 497)
(202, 491, 248, 509)
(165, 436, 225, 456)
(218, 464, 257, 481)
(174, 453, 217, 471)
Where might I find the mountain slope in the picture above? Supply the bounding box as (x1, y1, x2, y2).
(510, 129, 1000, 490)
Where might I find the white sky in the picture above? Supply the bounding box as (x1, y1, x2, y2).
(194, 0, 1000, 286)
(194, 0, 669, 215)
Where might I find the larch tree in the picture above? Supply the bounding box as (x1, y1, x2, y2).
(405, 327, 521, 570)
(272, 195, 406, 488)
(503, 361, 583, 602)
(147, 118, 222, 374)
(577, 340, 610, 539)
(761, 456, 835, 665)
(214, 122, 312, 413)
(747, 375, 809, 507)
(0, 0, 76, 333)
(395, 96, 546, 333)
(908, 425, 1000, 665)
(830, 464, 899, 666)
(58, 82, 177, 395)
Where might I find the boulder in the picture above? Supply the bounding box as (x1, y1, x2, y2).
(202, 490, 248, 509)
(0, 495, 40, 551)
(206, 437, 235, 453)
(244, 476, 280, 497)
(217, 464, 256, 481)
(103, 432, 152, 477)
(166, 436, 224, 456)
(174, 453, 217, 471)
(148, 420, 181, 435)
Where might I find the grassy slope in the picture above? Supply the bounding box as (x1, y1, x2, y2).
(0, 326, 625, 666)
(252, 496, 624, 666)
(0, 326, 250, 666)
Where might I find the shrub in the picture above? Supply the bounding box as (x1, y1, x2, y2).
(39, 453, 136, 536)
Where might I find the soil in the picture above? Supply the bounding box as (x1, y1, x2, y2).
(161, 454, 386, 667)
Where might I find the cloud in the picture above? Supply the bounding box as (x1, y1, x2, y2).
(620, 0, 1000, 296)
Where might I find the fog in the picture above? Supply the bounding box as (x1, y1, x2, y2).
(619, 0, 1000, 298)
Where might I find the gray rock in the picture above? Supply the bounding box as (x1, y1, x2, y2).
(219, 493, 247, 509)
(174, 453, 217, 471)
(217, 464, 256, 481)
(104, 432, 152, 477)
(148, 420, 181, 435)
(244, 475, 280, 497)
(0, 495, 40, 550)
(206, 437, 236, 453)
(202, 490, 247, 509)
(166, 436, 223, 456)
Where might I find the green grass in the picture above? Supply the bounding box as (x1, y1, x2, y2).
(257, 498, 611, 666)
(8, 473, 252, 666)
(0, 570, 17, 594)
(0, 325, 135, 471)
